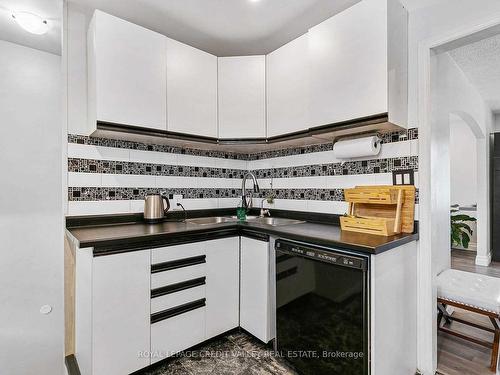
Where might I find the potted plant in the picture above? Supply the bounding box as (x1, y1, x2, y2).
(450, 213, 477, 249)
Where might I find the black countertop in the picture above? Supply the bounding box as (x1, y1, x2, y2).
(66, 211, 418, 255)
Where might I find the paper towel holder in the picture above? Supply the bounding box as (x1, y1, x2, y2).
(333, 133, 382, 160)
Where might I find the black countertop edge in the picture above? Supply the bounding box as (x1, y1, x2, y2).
(84, 223, 418, 257)
(239, 224, 419, 255)
(91, 226, 240, 256)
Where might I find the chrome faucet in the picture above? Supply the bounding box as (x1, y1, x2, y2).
(241, 172, 260, 209)
(260, 198, 270, 218)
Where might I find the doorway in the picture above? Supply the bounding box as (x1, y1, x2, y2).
(420, 23, 500, 375)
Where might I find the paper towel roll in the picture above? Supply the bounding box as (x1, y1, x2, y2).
(333, 136, 381, 159)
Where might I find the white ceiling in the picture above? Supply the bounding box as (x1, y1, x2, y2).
(68, 0, 359, 56)
(0, 0, 61, 55)
(449, 34, 500, 113)
(400, 0, 447, 11)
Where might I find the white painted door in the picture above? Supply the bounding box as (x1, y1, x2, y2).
(240, 237, 271, 343)
(205, 237, 240, 338)
(308, 0, 388, 127)
(166, 38, 218, 137)
(218, 56, 266, 138)
(266, 34, 309, 137)
(92, 250, 151, 375)
(88, 10, 167, 130)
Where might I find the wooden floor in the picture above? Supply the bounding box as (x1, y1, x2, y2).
(437, 250, 500, 375)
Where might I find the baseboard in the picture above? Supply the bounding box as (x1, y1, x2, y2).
(65, 354, 81, 375)
(475, 252, 492, 266)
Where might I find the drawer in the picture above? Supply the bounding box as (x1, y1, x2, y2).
(152, 242, 205, 264)
(150, 302, 205, 363)
(151, 281, 206, 314)
(151, 263, 206, 289)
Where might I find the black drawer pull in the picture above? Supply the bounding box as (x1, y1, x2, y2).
(151, 277, 206, 298)
(151, 255, 206, 273)
(151, 298, 206, 324)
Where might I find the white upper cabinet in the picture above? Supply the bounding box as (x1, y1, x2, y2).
(166, 38, 218, 137)
(266, 34, 309, 137)
(218, 56, 267, 139)
(308, 0, 407, 128)
(88, 10, 167, 131)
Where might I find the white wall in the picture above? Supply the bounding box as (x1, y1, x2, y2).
(450, 115, 477, 207)
(408, 0, 500, 126)
(0, 41, 63, 374)
(495, 113, 500, 131)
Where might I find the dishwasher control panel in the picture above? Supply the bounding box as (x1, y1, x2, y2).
(275, 239, 367, 271)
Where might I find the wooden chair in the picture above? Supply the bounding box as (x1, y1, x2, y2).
(437, 269, 500, 372)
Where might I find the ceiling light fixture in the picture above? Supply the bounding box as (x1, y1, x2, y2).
(12, 11, 49, 35)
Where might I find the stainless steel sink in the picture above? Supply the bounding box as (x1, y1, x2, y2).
(185, 216, 238, 225)
(186, 215, 304, 227)
(247, 217, 305, 226)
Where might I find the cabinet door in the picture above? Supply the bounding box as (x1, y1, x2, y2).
(205, 237, 240, 338)
(92, 250, 150, 375)
(166, 38, 218, 137)
(240, 237, 271, 343)
(218, 56, 266, 138)
(308, 0, 388, 127)
(266, 34, 309, 137)
(88, 10, 167, 130)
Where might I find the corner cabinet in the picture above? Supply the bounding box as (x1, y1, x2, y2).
(166, 38, 218, 138)
(205, 237, 240, 337)
(266, 34, 309, 137)
(240, 236, 272, 343)
(87, 10, 167, 131)
(308, 0, 408, 128)
(218, 56, 267, 139)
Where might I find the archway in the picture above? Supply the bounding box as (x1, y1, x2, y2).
(449, 111, 490, 266)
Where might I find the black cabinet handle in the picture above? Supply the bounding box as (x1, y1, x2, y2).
(151, 255, 206, 273)
(151, 277, 206, 298)
(151, 298, 206, 324)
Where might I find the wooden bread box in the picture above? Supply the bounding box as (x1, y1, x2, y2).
(340, 185, 416, 236)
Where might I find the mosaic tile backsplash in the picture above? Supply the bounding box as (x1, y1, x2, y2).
(67, 127, 419, 215)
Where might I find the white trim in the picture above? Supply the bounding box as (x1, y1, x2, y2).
(416, 13, 500, 375)
(476, 252, 492, 267)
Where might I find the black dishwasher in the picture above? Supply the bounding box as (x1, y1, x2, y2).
(274, 239, 369, 375)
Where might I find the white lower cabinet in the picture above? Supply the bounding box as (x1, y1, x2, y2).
(76, 249, 151, 375)
(205, 237, 240, 338)
(76, 236, 271, 374)
(240, 236, 272, 343)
